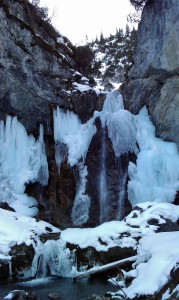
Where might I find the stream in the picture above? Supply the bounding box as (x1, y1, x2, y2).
(0, 276, 118, 299)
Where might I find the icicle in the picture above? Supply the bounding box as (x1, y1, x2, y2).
(0, 116, 49, 216)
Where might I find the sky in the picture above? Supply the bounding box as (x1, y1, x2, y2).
(38, 0, 136, 45)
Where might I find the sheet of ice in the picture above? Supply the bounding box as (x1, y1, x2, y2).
(53, 107, 96, 167)
(128, 107, 179, 206)
(124, 231, 179, 298)
(0, 117, 48, 216)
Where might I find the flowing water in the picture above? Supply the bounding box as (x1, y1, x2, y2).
(0, 277, 117, 300)
(99, 127, 108, 224)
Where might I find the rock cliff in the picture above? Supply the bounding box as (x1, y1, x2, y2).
(0, 0, 106, 228)
(121, 0, 179, 149)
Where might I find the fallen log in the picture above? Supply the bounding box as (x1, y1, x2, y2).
(73, 255, 138, 281)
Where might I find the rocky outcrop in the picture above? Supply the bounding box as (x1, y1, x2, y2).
(121, 0, 179, 149)
(0, 0, 107, 228)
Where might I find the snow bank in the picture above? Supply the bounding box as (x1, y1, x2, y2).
(0, 208, 59, 258)
(61, 202, 179, 252)
(123, 231, 179, 298)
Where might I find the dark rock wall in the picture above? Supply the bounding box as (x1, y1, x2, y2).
(121, 0, 179, 149)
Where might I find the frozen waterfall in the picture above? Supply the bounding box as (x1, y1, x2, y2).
(128, 107, 179, 206)
(0, 116, 48, 216)
(53, 107, 96, 168)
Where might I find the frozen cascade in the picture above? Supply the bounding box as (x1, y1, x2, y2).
(0, 116, 49, 216)
(101, 91, 137, 157)
(99, 90, 137, 222)
(31, 240, 77, 278)
(53, 107, 96, 169)
(128, 107, 179, 206)
(71, 163, 91, 226)
(99, 127, 108, 223)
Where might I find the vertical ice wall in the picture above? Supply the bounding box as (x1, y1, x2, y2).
(128, 107, 179, 206)
(0, 116, 49, 216)
(101, 90, 137, 157)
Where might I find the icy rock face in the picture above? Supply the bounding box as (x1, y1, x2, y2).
(0, 116, 48, 216)
(122, 0, 179, 149)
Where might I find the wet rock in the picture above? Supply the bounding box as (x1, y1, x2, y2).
(10, 243, 35, 278)
(7, 290, 27, 300)
(27, 291, 38, 300)
(0, 260, 10, 280)
(67, 242, 136, 270)
(48, 293, 61, 299)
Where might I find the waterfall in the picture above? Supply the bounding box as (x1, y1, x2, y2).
(32, 240, 77, 278)
(99, 127, 108, 223)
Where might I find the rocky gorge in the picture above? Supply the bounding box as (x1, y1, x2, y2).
(0, 0, 179, 299)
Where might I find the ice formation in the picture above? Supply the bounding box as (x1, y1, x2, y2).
(33, 240, 76, 278)
(53, 107, 96, 168)
(101, 90, 137, 157)
(0, 116, 48, 216)
(128, 107, 179, 206)
(71, 163, 91, 226)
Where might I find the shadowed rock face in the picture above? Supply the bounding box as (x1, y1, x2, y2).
(121, 0, 179, 149)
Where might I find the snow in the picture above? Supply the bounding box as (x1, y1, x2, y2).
(123, 231, 179, 298)
(0, 117, 48, 216)
(57, 37, 64, 43)
(0, 208, 59, 258)
(72, 82, 92, 93)
(61, 202, 179, 252)
(128, 107, 179, 206)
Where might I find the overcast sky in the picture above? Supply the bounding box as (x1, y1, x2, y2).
(39, 0, 135, 45)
